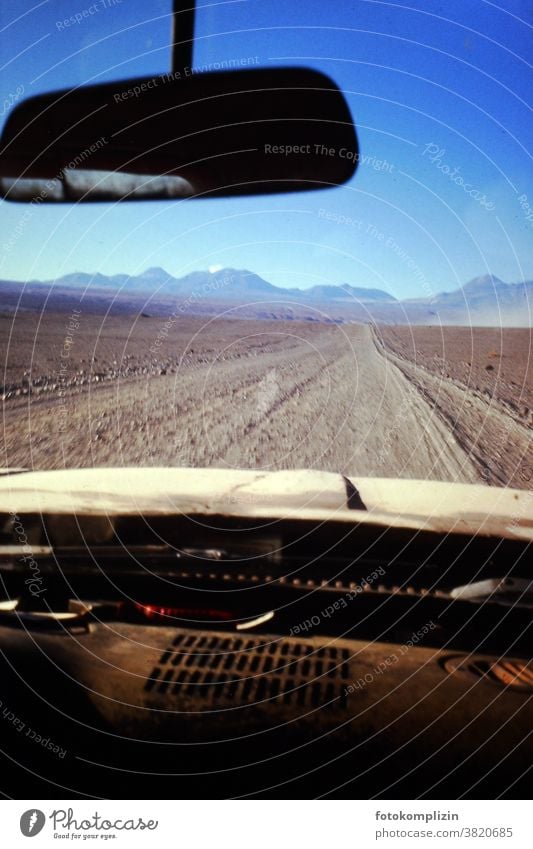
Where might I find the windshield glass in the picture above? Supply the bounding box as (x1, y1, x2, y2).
(1, 0, 531, 489)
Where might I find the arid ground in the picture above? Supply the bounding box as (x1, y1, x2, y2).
(1, 311, 531, 488)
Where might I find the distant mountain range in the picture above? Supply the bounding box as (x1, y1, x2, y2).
(2, 269, 532, 326)
(34, 267, 400, 303)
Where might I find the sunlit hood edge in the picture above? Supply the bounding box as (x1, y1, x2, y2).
(0, 467, 531, 542)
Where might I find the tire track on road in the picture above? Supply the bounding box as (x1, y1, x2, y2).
(373, 328, 532, 489)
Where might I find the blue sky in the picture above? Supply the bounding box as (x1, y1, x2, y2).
(0, 0, 531, 298)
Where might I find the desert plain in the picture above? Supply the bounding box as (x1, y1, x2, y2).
(1, 307, 531, 489)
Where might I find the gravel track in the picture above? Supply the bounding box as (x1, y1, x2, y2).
(5, 318, 520, 486)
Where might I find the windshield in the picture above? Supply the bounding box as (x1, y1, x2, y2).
(0, 0, 531, 489)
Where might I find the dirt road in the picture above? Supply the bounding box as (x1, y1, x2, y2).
(6, 316, 529, 486)
(377, 326, 532, 489)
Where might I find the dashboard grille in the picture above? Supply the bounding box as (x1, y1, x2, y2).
(145, 631, 352, 709)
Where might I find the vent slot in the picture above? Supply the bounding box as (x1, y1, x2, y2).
(444, 655, 533, 693)
(145, 631, 352, 710)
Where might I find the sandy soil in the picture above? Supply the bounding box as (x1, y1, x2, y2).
(1, 312, 531, 488)
(377, 326, 532, 488)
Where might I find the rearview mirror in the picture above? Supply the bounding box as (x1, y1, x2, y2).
(0, 67, 358, 202)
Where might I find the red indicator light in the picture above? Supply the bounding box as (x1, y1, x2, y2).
(134, 604, 233, 621)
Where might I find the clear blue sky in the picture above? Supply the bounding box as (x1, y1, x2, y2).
(0, 0, 531, 298)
